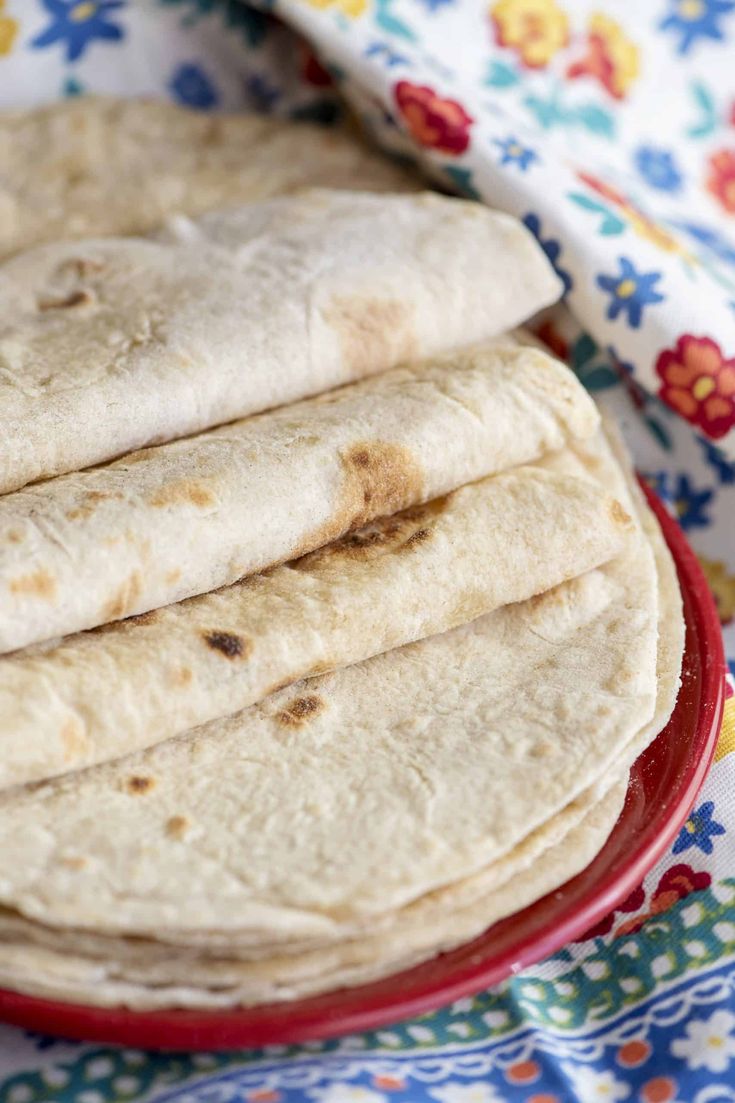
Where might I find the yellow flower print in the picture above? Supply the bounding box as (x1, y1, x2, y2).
(698, 556, 735, 626)
(301, 0, 367, 16)
(490, 0, 569, 69)
(567, 12, 639, 100)
(0, 0, 18, 55)
(715, 685, 735, 763)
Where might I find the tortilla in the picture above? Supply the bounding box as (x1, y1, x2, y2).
(0, 428, 662, 945)
(0, 189, 561, 494)
(0, 97, 420, 261)
(0, 780, 626, 1009)
(0, 465, 631, 788)
(0, 342, 594, 651)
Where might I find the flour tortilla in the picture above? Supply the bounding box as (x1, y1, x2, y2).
(0, 342, 593, 652)
(0, 465, 631, 789)
(0, 780, 627, 1009)
(0, 432, 662, 943)
(0, 97, 420, 261)
(0, 189, 561, 494)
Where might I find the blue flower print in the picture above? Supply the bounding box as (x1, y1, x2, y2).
(596, 257, 664, 328)
(673, 801, 725, 855)
(672, 472, 714, 529)
(170, 63, 219, 110)
(31, 0, 125, 63)
(676, 221, 735, 268)
(493, 136, 538, 171)
(699, 437, 735, 483)
(634, 146, 683, 193)
(522, 214, 573, 296)
(659, 0, 735, 55)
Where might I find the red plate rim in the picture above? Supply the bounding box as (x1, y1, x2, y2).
(0, 481, 725, 1051)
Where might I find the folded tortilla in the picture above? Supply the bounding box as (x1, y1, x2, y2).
(0, 97, 420, 260)
(0, 342, 593, 651)
(0, 465, 632, 789)
(0, 189, 561, 494)
(0, 431, 668, 947)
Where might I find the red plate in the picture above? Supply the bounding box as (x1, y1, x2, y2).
(0, 483, 724, 1050)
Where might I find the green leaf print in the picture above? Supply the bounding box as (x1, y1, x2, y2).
(568, 193, 626, 235)
(686, 80, 718, 139)
(484, 60, 519, 88)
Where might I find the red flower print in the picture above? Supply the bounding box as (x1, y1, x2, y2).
(579, 882, 645, 939)
(707, 149, 735, 214)
(394, 81, 473, 155)
(656, 335, 735, 440)
(566, 14, 639, 100)
(615, 864, 711, 936)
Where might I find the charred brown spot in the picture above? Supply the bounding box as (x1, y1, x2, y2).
(277, 694, 325, 727)
(610, 499, 632, 527)
(9, 568, 57, 601)
(38, 289, 94, 311)
(404, 527, 431, 547)
(5, 529, 23, 545)
(203, 630, 250, 660)
(103, 570, 143, 621)
(165, 814, 190, 839)
(124, 609, 160, 628)
(126, 775, 155, 795)
(149, 479, 216, 509)
(165, 568, 182, 586)
(323, 296, 418, 379)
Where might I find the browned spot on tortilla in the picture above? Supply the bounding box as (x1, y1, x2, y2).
(165, 814, 191, 839)
(5, 529, 23, 545)
(170, 666, 193, 688)
(292, 442, 425, 560)
(203, 630, 251, 660)
(124, 608, 160, 628)
(9, 568, 57, 601)
(126, 775, 156, 795)
(276, 694, 325, 727)
(60, 257, 105, 279)
(59, 855, 88, 870)
(148, 479, 216, 509)
(60, 717, 86, 760)
(323, 296, 417, 380)
(609, 498, 633, 527)
(165, 568, 182, 586)
(102, 570, 143, 621)
(449, 588, 492, 628)
(66, 489, 122, 522)
(38, 289, 94, 311)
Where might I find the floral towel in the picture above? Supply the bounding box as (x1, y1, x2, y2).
(1, 1, 735, 1101)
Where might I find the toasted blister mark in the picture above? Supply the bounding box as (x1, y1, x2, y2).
(60, 717, 87, 761)
(126, 775, 156, 795)
(276, 694, 326, 727)
(165, 815, 191, 840)
(609, 498, 633, 528)
(38, 289, 95, 311)
(165, 568, 182, 586)
(102, 570, 142, 622)
(9, 568, 57, 601)
(202, 631, 251, 660)
(170, 666, 193, 689)
(323, 296, 418, 380)
(59, 257, 106, 279)
(4, 529, 24, 545)
(59, 855, 88, 871)
(124, 609, 160, 628)
(148, 479, 216, 509)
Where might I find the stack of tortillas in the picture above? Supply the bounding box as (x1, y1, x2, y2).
(0, 98, 684, 1010)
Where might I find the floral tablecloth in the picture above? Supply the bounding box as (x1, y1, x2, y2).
(1, 1, 735, 1100)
